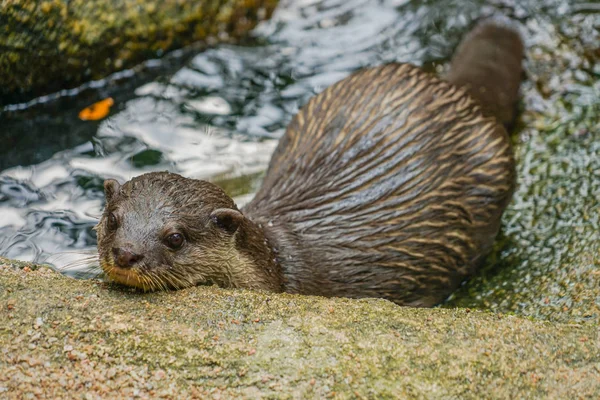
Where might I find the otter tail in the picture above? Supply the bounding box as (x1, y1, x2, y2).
(446, 21, 524, 129)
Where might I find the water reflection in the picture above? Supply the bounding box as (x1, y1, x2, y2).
(0, 0, 440, 266)
(0, 0, 598, 322)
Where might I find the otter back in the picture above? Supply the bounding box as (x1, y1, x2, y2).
(244, 63, 516, 307)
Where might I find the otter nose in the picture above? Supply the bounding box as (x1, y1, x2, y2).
(112, 247, 144, 268)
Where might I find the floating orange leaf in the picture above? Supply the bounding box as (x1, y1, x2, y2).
(78, 97, 114, 120)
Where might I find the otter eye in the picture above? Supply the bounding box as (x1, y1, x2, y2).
(107, 212, 118, 230)
(165, 233, 184, 250)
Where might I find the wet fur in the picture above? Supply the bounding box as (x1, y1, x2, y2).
(447, 22, 524, 128)
(97, 22, 522, 307)
(96, 174, 283, 291)
(245, 63, 516, 306)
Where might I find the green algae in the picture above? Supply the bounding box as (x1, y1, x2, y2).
(445, 6, 600, 324)
(212, 170, 265, 199)
(1, 265, 599, 398)
(192, 1, 600, 326)
(0, 0, 279, 104)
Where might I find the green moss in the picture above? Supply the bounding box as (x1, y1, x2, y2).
(130, 149, 164, 168)
(445, 11, 600, 324)
(0, 0, 279, 104)
(1, 265, 599, 398)
(212, 171, 265, 199)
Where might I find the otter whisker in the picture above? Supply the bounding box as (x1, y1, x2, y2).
(140, 274, 151, 292)
(92, 20, 521, 306)
(138, 273, 151, 291)
(146, 271, 164, 292)
(163, 272, 182, 290)
(51, 252, 103, 281)
(164, 268, 193, 289)
(149, 271, 168, 292)
(147, 274, 159, 291)
(159, 276, 171, 292)
(56, 258, 99, 270)
(159, 271, 178, 289)
(47, 252, 98, 270)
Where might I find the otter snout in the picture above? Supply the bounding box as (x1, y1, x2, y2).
(112, 247, 144, 269)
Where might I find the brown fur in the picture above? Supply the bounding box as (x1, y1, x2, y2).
(447, 21, 524, 128)
(95, 173, 283, 291)
(96, 21, 523, 306)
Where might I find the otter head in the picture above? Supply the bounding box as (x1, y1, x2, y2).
(95, 171, 254, 291)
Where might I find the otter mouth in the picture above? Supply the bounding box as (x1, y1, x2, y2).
(99, 256, 198, 291)
(99, 257, 157, 291)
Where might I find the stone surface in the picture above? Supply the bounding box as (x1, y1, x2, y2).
(1, 263, 599, 398)
(0, 0, 278, 104)
(445, 7, 600, 324)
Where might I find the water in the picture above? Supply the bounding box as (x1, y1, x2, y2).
(0, 0, 598, 321)
(0, 0, 453, 266)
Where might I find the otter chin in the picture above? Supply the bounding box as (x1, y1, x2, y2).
(95, 21, 523, 307)
(100, 262, 148, 290)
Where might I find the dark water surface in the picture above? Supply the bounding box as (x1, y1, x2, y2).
(1, 0, 598, 321)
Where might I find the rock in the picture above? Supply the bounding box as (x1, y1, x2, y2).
(445, 9, 600, 324)
(1, 264, 599, 398)
(0, 0, 278, 104)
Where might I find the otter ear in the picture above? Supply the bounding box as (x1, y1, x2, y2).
(210, 208, 244, 235)
(103, 179, 121, 202)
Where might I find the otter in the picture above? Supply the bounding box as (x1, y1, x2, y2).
(95, 21, 523, 307)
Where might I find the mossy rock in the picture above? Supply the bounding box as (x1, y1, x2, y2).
(444, 8, 600, 324)
(1, 263, 599, 398)
(0, 0, 278, 104)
